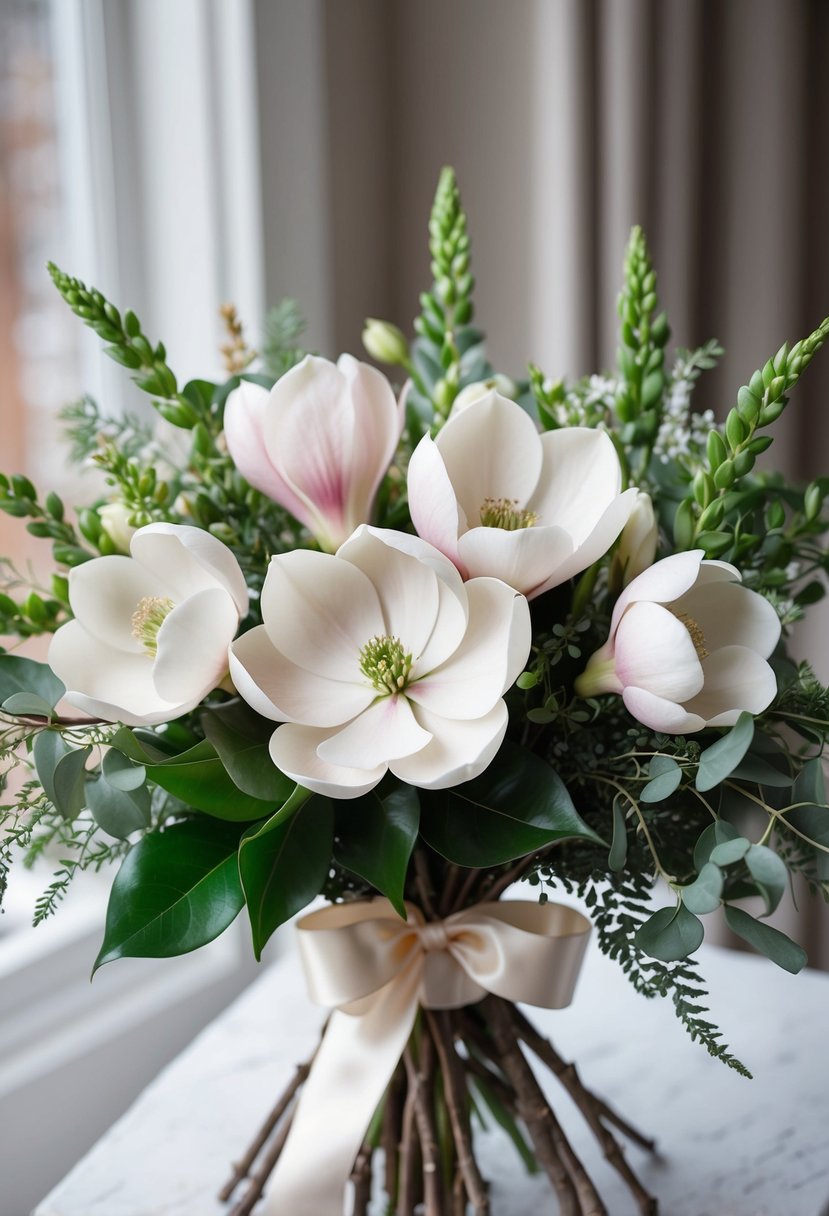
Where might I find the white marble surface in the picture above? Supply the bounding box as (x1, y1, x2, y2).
(32, 925, 829, 1216)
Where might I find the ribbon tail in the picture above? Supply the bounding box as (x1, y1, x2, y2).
(261, 956, 422, 1216)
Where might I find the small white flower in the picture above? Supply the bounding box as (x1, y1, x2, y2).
(229, 526, 531, 799)
(407, 391, 637, 599)
(575, 550, 780, 733)
(48, 524, 248, 726)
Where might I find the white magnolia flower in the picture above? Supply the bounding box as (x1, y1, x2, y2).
(610, 489, 658, 589)
(98, 502, 136, 554)
(407, 391, 637, 598)
(229, 526, 531, 799)
(224, 354, 403, 552)
(575, 550, 780, 733)
(48, 524, 248, 726)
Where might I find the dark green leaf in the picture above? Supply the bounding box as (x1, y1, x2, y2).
(729, 756, 792, 788)
(640, 755, 682, 803)
(419, 742, 602, 868)
(52, 746, 92, 820)
(635, 903, 704, 961)
(202, 709, 292, 802)
(608, 801, 628, 872)
(680, 862, 723, 915)
(146, 739, 276, 820)
(86, 777, 151, 839)
(109, 726, 174, 763)
(0, 655, 64, 709)
(745, 844, 787, 915)
(239, 796, 333, 959)
(335, 782, 420, 917)
(102, 748, 146, 791)
(696, 713, 755, 792)
(723, 905, 807, 974)
(94, 819, 244, 970)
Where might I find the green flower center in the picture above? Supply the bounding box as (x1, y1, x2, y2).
(479, 497, 539, 531)
(674, 610, 709, 661)
(360, 635, 412, 695)
(131, 596, 174, 656)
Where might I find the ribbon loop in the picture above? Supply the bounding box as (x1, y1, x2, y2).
(262, 898, 591, 1215)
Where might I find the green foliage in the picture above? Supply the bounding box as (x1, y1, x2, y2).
(334, 781, 420, 918)
(0, 474, 96, 576)
(614, 227, 671, 463)
(60, 395, 155, 467)
(695, 713, 754, 792)
(260, 299, 307, 381)
(142, 738, 282, 820)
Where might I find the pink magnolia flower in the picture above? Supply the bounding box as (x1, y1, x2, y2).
(407, 391, 637, 598)
(575, 550, 781, 733)
(229, 526, 531, 799)
(224, 355, 403, 552)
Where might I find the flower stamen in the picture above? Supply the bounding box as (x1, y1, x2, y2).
(674, 611, 709, 660)
(479, 497, 539, 531)
(360, 635, 412, 695)
(131, 596, 174, 656)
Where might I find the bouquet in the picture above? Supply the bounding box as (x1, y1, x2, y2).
(2, 166, 828, 1216)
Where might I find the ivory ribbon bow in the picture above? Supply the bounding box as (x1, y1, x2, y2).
(262, 898, 591, 1216)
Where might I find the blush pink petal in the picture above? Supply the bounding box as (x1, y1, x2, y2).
(681, 645, 779, 725)
(337, 354, 403, 533)
(224, 381, 310, 522)
(316, 696, 432, 769)
(621, 686, 703, 734)
(407, 434, 468, 573)
(673, 580, 781, 659)
(610, 549, 706, 636)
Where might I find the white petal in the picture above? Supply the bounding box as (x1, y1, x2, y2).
(131, 524, 248, 615)
(230, 626, 375, 725)
(529, 488, 640, 598)
(610, 550, 705, 636)
(528, 428, 622, 540)
(224, 381, 310, 522)
(153, 587, 239, 703)
(68, 555, 170, 653)
(415, 568, 471, 675)
(434, 392, 543, 524)
(407, 433, 468, 571)
(614, 601, 704, 701)
(682, 645, 778, 725)
(335, 526, 440, 659)
(336, 354, 402, 533)
(391, 701, 508, 789)
(48, 621, 183, 726)
(408, 578, 531, 720)
(458, 524, 574, 597)
(317, 696, 432, 769)
(622, 686, 704, 734)
(673, 581, 781, 660)
(260, 549, 384, 682)
(695, 559, 741, 585)
(269, 723, 386, 799)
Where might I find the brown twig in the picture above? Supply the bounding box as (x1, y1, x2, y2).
(350, 1141, 373, 1216)
(452, 1163, 468, 1216)
(439, 863, 465, 916)
(426, 1009, 490, 1214)
(382, 1065, 406, 1202)
(404, 1032, 445, 1215)
(413, 847, 439, 918)
(453, 866, 484, 912)
(398, 1065, 421, 1216)
(228, 1105, 296, 1216)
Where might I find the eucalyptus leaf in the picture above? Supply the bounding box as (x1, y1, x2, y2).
(2, 692, 55, 719)
(239, 796, 333, 959)
(729, 755, 792, 789)
(709, 837, 751, 867)
(640, 755, 682, 803)
(94, 820, 244, 971)
(0, 654, 65, 710)
(635, 903, 704, 961)
(52, 746, 92, 820)
(745, 844, 788, 916)
(33, 730, 71, 804)
(86, 777, 151, 839)
(608, 801, 628, 872)
(102, 748, 146, 792)
(695, 713, 754, 792)
(335, 782, 420, 917)
(680, 862, 723, 915)
(723, 905, 807, 974)
(419, 741, 601, 868)
(693, 820, 739, 871)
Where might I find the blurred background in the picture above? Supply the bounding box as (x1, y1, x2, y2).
(1, 1, 827, 1211)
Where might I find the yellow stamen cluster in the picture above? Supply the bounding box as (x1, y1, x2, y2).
(359, 635, 412, 694)
(479, 497, 539, 531)
(131, 596, 174, 656)
(674, 611, 709, 660)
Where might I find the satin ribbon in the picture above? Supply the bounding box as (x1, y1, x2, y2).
(261, 898, 591, 1216)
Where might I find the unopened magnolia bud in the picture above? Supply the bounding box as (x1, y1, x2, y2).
(98, 502, 136, 554)
(362, 318, 409, 366)
(451, 376, 518, 415)
(610, 490, 657, 590)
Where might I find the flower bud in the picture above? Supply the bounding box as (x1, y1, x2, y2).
(98, 502, 136, 554)
(610, 490, 657, 590)
(451, 376, 518, 416)
(361, 318, 409, 366)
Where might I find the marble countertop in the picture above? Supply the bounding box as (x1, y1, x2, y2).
(33, 917, 829, 1216)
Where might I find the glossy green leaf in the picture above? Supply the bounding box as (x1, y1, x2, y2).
(709, 836, 751, 867)
(33, 730, 70, 804)
(94, 819, 244, 970)
(0, 655, 64, 709)
(745, 844, 787, 916)
(202, 708, 292, 803)
(608, 801, 628, 872)
(2, 691, 55, 719)
(419, 742, 601, 868)
(243, 784, 313, 841)
(695, 713, 754, 792)
(109, 726, 174, 763)
(51, 745, 92, 820)
(86, 777, 151, 839)
(693, 820, 739, 872)
(239, 796, 333, 959)
(335, 781, 420, 917)
(634, 903, 704, 961)
(680, 862, 723, 915)
(723, 905, 807, 974)
(640, 755, 682, 803)
(146, 739, 276, 820)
